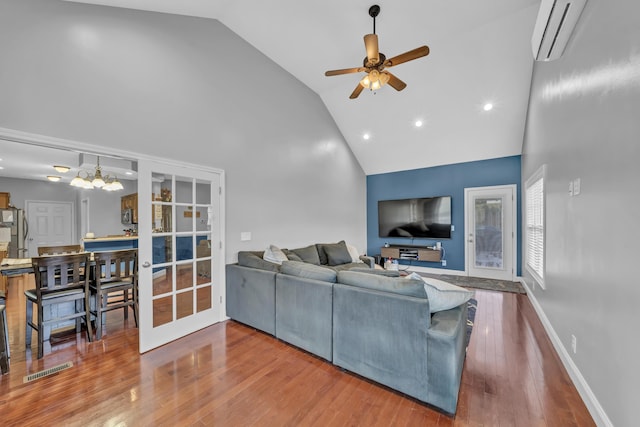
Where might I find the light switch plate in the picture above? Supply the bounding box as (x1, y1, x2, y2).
(573, 178, 581, 196)
(240, 232, 252, 241)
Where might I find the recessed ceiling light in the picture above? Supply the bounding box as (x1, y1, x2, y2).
(47, 176, 61, 182)
(483, 103, 494, 111)
(0, 166, 4, 170)
(363, 133, 371, 140)
(53, 165, 70, 173)
(125, 171, 133, 175)
(415, 120, 423, 128)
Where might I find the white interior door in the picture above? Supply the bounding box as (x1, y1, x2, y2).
(137, 159, 224, 353)
(26, 201, 75, 257)
(465, 185, 516, 281)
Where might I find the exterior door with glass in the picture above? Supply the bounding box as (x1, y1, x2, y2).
(137, 159, 224, 353)
(465, 185, 516, 281)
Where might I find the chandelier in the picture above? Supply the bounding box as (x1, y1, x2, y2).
(69, 156, 124, 191)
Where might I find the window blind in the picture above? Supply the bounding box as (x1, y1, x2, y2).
(525, 171, 544, 286)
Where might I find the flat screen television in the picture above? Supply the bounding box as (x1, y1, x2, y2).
(378, 196, 452, 239)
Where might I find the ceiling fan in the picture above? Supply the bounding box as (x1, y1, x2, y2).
(325, 4, 430, 99)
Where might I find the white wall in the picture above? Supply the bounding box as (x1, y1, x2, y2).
(522, 1, 640, 425)
(0, 0, 367, 260)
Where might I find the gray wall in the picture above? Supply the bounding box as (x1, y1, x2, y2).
(522, 1, 639, 425)
(0, 0, 366, 260)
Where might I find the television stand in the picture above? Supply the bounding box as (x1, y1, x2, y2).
(380, 244, 441, 262)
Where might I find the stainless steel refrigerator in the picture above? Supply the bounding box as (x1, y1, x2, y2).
(0, 207, 28, 258)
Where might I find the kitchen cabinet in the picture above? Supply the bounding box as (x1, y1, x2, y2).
(121, 193, 138, 224)
(0, 192, 9, 209)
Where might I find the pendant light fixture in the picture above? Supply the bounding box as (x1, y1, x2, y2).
(69, 155, 124, 191)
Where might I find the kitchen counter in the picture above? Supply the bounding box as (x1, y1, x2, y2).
(83, 235, 138, 242)
(83, 235, 138, 252)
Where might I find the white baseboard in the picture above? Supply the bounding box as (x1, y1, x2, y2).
(518, 278, 613, 427)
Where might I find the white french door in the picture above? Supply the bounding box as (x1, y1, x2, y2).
(137, 159, 224, 353)
(465, 185, 516, 281)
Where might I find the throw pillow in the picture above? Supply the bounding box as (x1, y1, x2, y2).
(406, 273, 473, 313)
(346, 243, 363, 263)
(323, 241, 353, 266)
(263, 244, 288, 265)
(291, 244, 321, 265)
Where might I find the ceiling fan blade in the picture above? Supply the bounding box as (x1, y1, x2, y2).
(384, 46, 430, 67)
(349, 84, 365, 99)
(364, 34, 379, 65)
(325, 67, 365, 77)
(387, 72, 407, 91)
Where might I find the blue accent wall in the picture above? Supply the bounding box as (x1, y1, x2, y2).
(367, 155, 522, 275)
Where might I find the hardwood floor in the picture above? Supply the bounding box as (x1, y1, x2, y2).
(0, 278, 594, 426)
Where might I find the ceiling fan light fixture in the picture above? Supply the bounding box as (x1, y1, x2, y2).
(379, 71, 390, 86)
(324, 5, 429, 99)
(47, 176, 61, 182)
(360, 74, 371, 88)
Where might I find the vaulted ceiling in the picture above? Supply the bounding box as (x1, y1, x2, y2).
(35, 1, 541, 176)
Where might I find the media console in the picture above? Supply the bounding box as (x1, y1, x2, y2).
(380, 244, 441, 262)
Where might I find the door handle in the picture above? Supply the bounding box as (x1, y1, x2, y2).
(142, 261, 151, 268)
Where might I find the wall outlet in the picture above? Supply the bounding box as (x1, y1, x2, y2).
(571, 334, 577, 354)
(240, 231, 252, 241)
(441, 259, 447, 267)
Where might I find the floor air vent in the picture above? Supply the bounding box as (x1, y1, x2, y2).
(23, 361, 73, 383)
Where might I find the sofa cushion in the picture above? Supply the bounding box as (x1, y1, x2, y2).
(324, 241, 353, 266)
(281, 261, 337, 283)
(283, 250, 303, 262)
(237, 251, 280, 272)
(406, 273, 473, 313)
(349, 267, 401, 277)
(337, 271, 427, 298)
(317, 241, 350, 265)
(329, 262, 371, 272)
(263, 245, 288, 265)
(290, 244, 321, 265)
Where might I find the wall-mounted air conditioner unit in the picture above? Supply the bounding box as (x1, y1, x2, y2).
(531, 0, 587, 61)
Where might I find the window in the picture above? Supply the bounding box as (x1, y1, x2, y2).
(525, 165, 545, 288)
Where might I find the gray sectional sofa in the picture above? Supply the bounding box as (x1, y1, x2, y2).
(225, 241, 468, 414)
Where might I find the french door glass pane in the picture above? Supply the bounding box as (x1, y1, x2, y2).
(153, 295, 173, 327)
(197, 287, 212, 312)
(176, 263, 193, 290)
(176, 290, 193, 319)
(474, 197, 503, 269)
